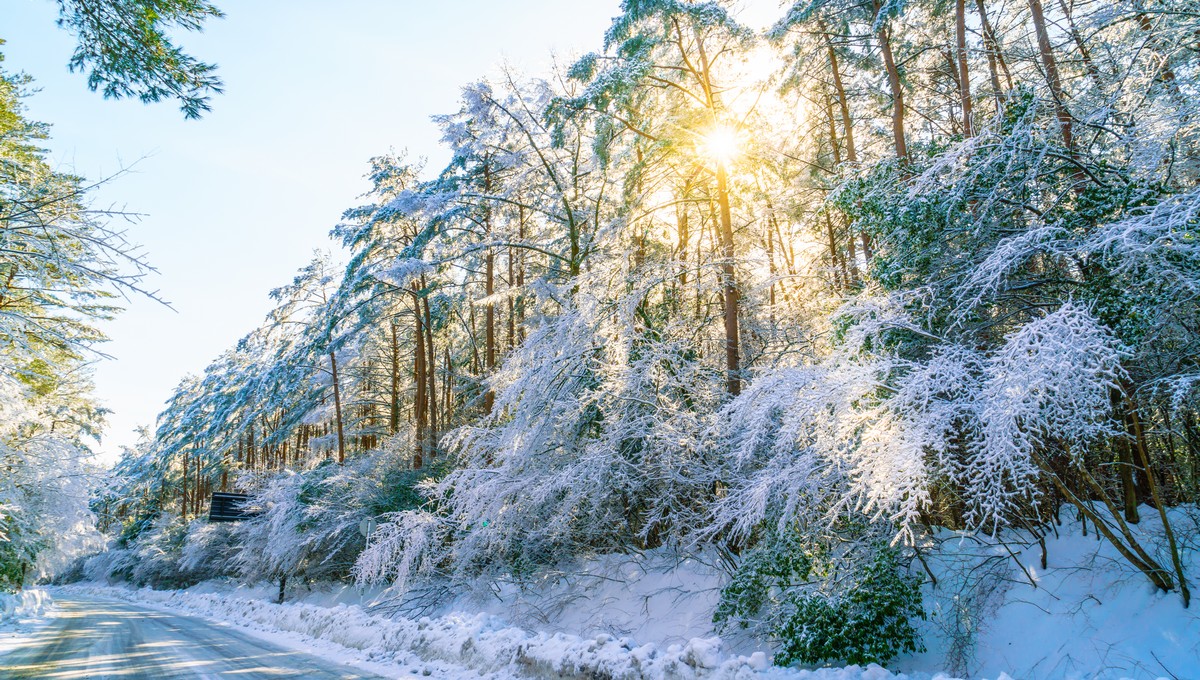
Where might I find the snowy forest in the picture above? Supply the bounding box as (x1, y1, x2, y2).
(5, 0, 1200, 677)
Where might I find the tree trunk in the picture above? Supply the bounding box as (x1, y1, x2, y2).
(1028, 0, 1075, 150)
(825, 91, 842, 166)
(413, 287, 427, 469)
(507, 249, 516, 351)
(1135, 12, 1182, 96)
(181, 450, 189, 520)
(689, 25, 741, 395)
(955, 0, 974, 136)
(194, 454, 202, 516)
(823, 26, 857, 162)
(1119, 427, 1142, 522)
(846, 223, 861, 282)
(824, 213, 845, 292)
(468, 304, 480, 375)
(716, 163, 741, 396)
(975, 0, 1008, 115)
(1110, 391, 1141, 522)
(444, 348, 453, 417)
(859, 231, 874, 264)
(424, 293, 438, 450)
(1129, 401, 1191, 607)
(517, 206, 527, 343)
(677, 194, 690, 292)
(766, 211, 779, 311)
(976, 0, 1013, 92)
(483, 164, 496, 413)
(1129, 409, 1154, 504)
(330, 351, 346, 464)
(872, 0, 908, 160)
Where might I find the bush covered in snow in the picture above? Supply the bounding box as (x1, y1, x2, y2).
(715, 529, 924, 667)
(72, 436, 444, 595)
(774, 549, 924, 666)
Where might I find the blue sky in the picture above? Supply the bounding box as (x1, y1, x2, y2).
(1, 0, 775, 463)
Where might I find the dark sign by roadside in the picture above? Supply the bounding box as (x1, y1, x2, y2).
(208, 492, 259, 522)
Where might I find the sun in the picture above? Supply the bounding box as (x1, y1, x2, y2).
(699, 124, 741, 166)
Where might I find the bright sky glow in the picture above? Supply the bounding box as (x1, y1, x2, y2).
(0, 0, 778, 465)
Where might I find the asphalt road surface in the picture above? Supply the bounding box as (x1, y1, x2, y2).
(0, 592, 385, 679)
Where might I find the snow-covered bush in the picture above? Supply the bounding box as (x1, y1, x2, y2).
(131, 516, 195, 587)
(0, 363, 105, 588)
(82, 547, 136, 584)
(79, 514, 205, 589)
(180, 521, 240, 577)
(714, 528, 925, 667)
(235, 439, 433, 591)
(234, 470, 357, 587)
(966, 303, 1127, 529)
(72, 435, 438, 592)
(0, 528, 44, 592)
(356, 266, 726, 590)
(773, 548, 924, 666)
(711, 299, 1128, 542)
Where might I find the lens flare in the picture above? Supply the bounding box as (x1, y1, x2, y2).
(700, 125, 740, 166)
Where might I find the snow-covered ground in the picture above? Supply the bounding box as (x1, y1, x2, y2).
(62, 582, 924, 679)
(901, 508, 1200, 680)
(0, 589, 51, 625)
(0, 588, 56, 660)
(1, 592, 394, 678)
(46, 506, 1200, 679)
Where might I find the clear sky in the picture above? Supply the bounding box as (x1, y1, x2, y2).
(0, 0, 778, 464)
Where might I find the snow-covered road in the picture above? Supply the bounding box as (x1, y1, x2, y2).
(0, 592, 384, 679)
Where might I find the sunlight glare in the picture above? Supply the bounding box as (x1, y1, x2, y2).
(700, 125, 740, 167)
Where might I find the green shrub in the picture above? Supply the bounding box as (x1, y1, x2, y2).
(0, 525, 43, 591)
(775, 548, 925, 666)
(716, 533, 925, 667)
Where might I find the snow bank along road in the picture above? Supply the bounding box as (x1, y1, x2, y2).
(0, 592, 383, 679)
